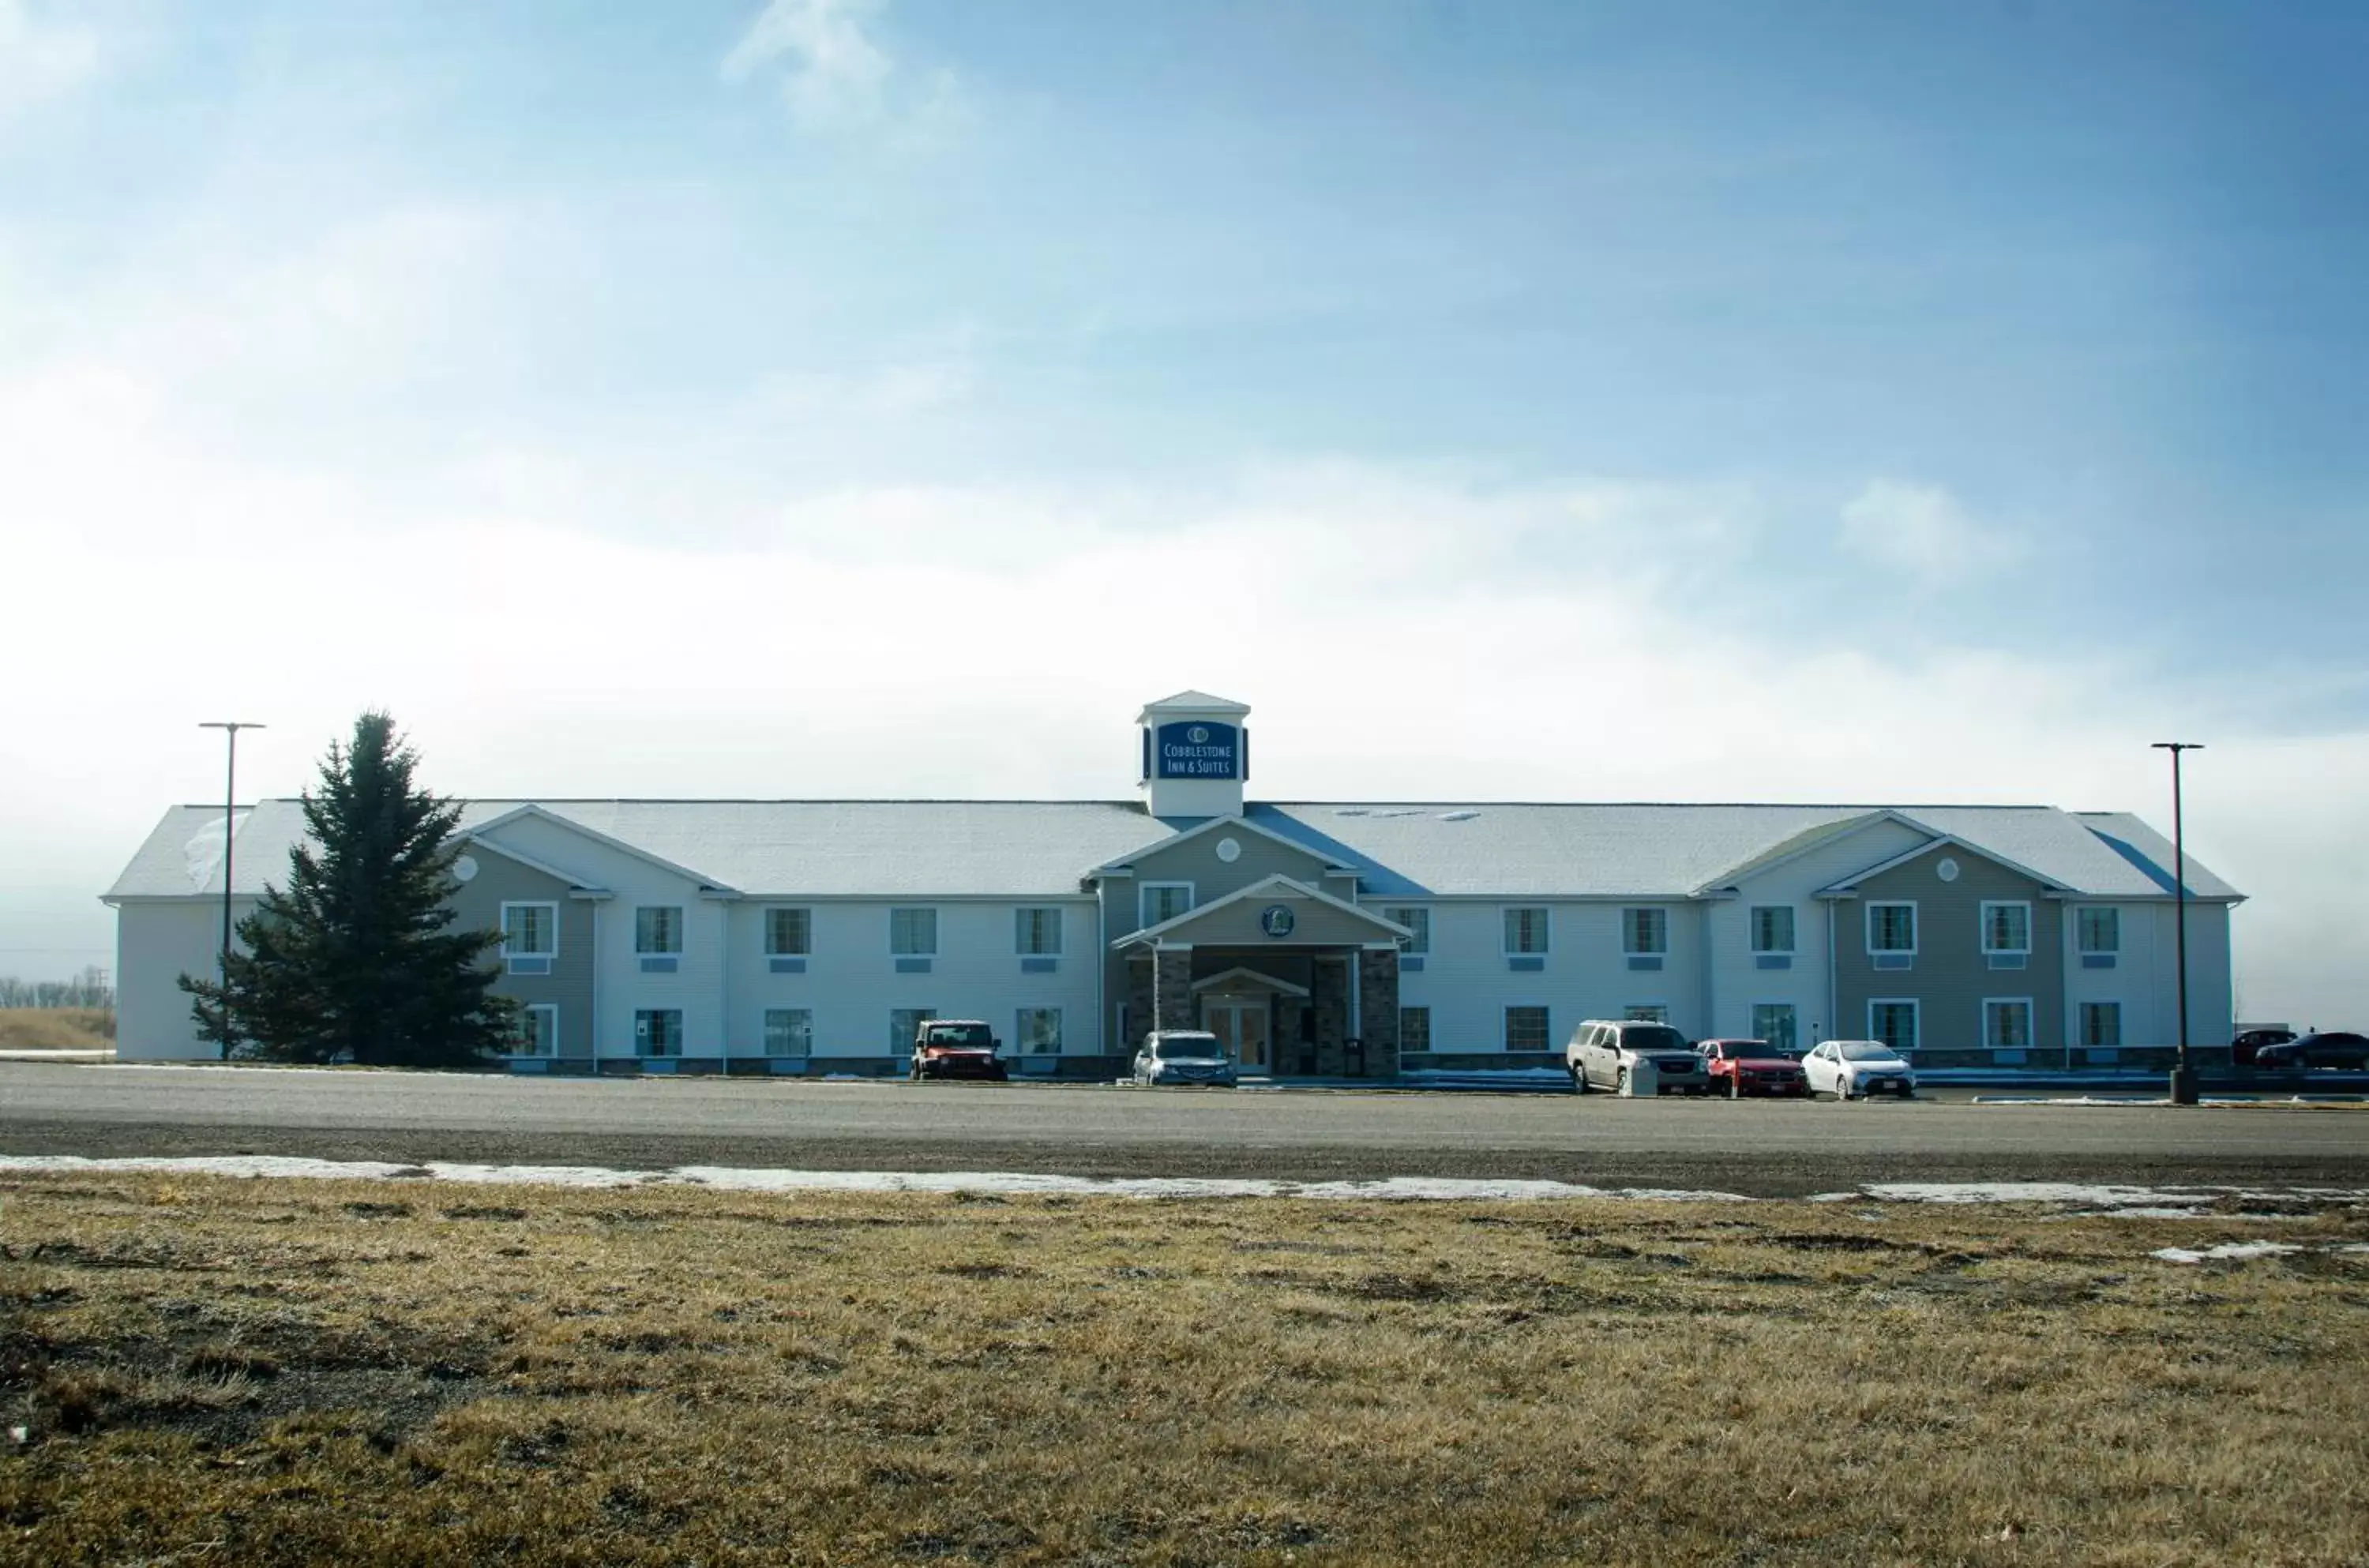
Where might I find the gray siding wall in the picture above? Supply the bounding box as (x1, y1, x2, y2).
(448, 853, 597, 1059)
(1836, 852, 2063, 1053)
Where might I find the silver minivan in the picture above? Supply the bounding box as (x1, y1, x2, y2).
(1566, 1019, 1710, 1095)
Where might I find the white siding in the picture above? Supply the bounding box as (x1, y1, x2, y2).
(1395, 898, 1705, 1052)
(1706, 820, 1930, 1042)
(115, 899, 255, 1060)
(724, 898, 1102, 1056)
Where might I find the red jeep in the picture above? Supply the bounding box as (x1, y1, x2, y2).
(907, 1019, 1009, 1082)
(1698, 1038, 1808, 1098)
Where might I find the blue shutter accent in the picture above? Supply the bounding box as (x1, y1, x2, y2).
(1987, 953, 2027, 970)
(1507, 956, 1545, 973)
(639, 956, 679, 974)
(1626, 955, 1663, 972)
(2081, 954, 2116, 970)
(1399, 955, 1425, 973)
(895, 958, 933, 974)
(768, 957, 807, 974)
(1020, 957, 1057, 974)
(1755, 955, 1791, 970)
(1873, 954, 1913, 971)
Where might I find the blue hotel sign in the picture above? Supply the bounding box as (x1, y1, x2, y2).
(1153, 721, 1242, 781)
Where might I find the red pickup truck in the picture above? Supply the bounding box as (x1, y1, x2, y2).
(1697, 1038, 1808, 1098)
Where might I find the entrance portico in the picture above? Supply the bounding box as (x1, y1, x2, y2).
(1114, 875, 1409, 1078)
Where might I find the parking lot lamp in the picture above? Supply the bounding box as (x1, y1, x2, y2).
(2152, 741, 2203, 1105)
(198, 722, 265, 1059)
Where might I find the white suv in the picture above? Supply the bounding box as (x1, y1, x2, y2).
(1566, 1019, 1710, 1096)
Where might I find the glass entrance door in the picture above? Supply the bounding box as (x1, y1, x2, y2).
(1200, 996, 1271, 1071)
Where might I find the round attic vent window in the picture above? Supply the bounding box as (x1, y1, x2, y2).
(1215, 837, 1242, 864)
(452, 854, 479, 883)
(1935, 857, 1960, 883)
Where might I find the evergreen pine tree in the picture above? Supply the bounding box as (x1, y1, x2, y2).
(179, 711, 515, 1067)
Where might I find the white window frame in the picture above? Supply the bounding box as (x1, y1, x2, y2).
(512, 1002, 558, 1058)
(1623, 1003, 1669, 1024)
(1399, 1005, 1432, 1053)
(762, 1007, 813, 1059)
(1868, 998, 1919, 1055)
(500, 901, 558, 960)
(635, 906, 683, 955)
(1139, 882, 1195, 930)
(1866, 902, 1917, 956)
(1382, 906, 1430, 955)
(2078, 1000, 2123, 1048)
(764, 907, 813, 957)
(1983, 996, 2034, 1050)
(1014, 907, 1064, 956)
(888, 1007, 936, 1057)
(1621, 907, 1668, 956)
(1980, 901, 2032, 956)
(1015, 1006, 1063, 1056)
(1749, 1002, 1798, 1054)
(634, 1008, 682, 1058)
(1503, 1004, 1550, 1052)
(2077, 907, 2120, 955)
(888, 907, 938, 958)
(1502, 906, 1551, 956)
(1749, 906, 1796, 955)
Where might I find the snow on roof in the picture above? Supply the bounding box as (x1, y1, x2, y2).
(103, 797, 2238, 903)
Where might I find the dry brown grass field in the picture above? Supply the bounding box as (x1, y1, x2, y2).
(0, 1010, 114, 1052)
(2, 1173, 2366, 1566)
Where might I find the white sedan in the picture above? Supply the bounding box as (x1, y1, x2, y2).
(1803, 1040, 1917, 1100)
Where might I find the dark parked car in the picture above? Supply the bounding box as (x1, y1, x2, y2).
(2251, 1031, 2369, 1071)
(2231, 1028, 2297, 1067)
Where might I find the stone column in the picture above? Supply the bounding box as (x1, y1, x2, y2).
(1154, 947, 1196, 1031)
(1311, 955, 1350, 1075)
(1123, 954, 1155, 1052)
(1358, 946, 1402, 1078)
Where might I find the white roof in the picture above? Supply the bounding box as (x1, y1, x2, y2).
(103, 797, 2238, 903)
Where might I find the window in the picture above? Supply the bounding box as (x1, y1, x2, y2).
(512, 1003, 557, 1057)
(1867, 902, 1917, 954)
(1015, 1007, 1062, 1056)
(1140, 883, 1194, 929)
(635, 906, 682, 955)
(1981, 902, 2031, 955)
(764, 908, 812, 956)
(1984, 999, 2033, 1049)
(888, 908, 937, 957)
(2078, 1001, 2122, 1048)
(1622, 907, 1667, 955)
(634, 1009, 681, 1058)
(888, 1007, 936, 1056)
(1504, 1006, 1550, 1052)
(1399, 1006, 1431, 1054)
(1750, 906, 1795, 954)
(1015, 907, 1064, 956)
(1869, 1000, 1918, 1055)
(763, 1009, 812, 1058)
(1624, 1004, 1669, 1024)
(1503, 907, 1549, 955)
(501, 902, 556, 958)
(2078, 908, 2120, 955)
(1383, 907, 1430, 954)
(1751, 1003, 1798, 1055)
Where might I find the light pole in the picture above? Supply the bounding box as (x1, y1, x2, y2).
(2152, 741, 2203, 1105)
(199, 722, 265, 1059)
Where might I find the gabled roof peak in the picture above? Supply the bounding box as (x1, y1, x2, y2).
(1137, 689, 1251, 722)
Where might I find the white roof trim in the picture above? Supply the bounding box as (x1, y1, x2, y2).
(1089, 812, 1351, 876)
(1190, 966, 1312, 998)
(1816, 832, 2070, 896)
(1136, 689, 1251, 722)
(468, 804, 739, 894)
(1112, 873, 1411, 948)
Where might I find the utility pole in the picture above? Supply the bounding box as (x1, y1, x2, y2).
(198, 722, 265, 1059)
(2152, 741, 2203, 1105)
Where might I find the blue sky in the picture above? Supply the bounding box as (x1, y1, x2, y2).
(2, 1, 2364, 1023)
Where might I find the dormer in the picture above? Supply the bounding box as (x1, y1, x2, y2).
(1137, 690, 1250, 819)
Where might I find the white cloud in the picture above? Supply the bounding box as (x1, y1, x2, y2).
(0, 0, 100, 115)
(722, 0, 900, 129)
(1840, 478, 2024, 583)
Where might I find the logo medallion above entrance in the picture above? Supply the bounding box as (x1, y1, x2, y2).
(1259, 904, 1296, 939)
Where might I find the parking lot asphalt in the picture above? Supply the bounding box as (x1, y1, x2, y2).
(2, 1060, 2366, 1195)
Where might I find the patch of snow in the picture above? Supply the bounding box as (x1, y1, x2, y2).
(2151, 1241, 2307, 1265)
(182, 812, 248, 891)
(1438, 810, 1481, 822)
